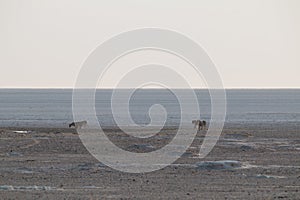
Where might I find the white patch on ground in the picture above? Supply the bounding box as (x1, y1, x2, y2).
(0, 185, 59, 191)
(196, 160, 242, 170)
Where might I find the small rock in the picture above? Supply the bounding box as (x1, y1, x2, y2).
(196, 160, 242, 170)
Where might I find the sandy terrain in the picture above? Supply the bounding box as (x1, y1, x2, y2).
(0, 123, 299, 199)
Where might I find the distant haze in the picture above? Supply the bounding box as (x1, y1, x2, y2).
(1, 0, 300, 88)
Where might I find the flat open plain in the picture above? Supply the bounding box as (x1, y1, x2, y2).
(0, 123, 299, 199)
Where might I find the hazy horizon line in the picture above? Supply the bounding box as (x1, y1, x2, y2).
(0, 87, 299, 90)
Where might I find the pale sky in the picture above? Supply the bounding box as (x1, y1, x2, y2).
(0, 0, 300, 88)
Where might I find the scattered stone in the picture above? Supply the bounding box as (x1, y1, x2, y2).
(14, 167, 34, 174)
(128, 144, 155, 152)
(240, 145, 253, 151)
(226, 132, 251, 140)
(196, 160, 242, 170)
(76, 163, 94, 171)
(6, 151, 23, 157)
(255, 174, 286, 179)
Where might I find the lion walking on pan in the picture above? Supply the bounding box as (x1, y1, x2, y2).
(192, 120, 207, 131)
